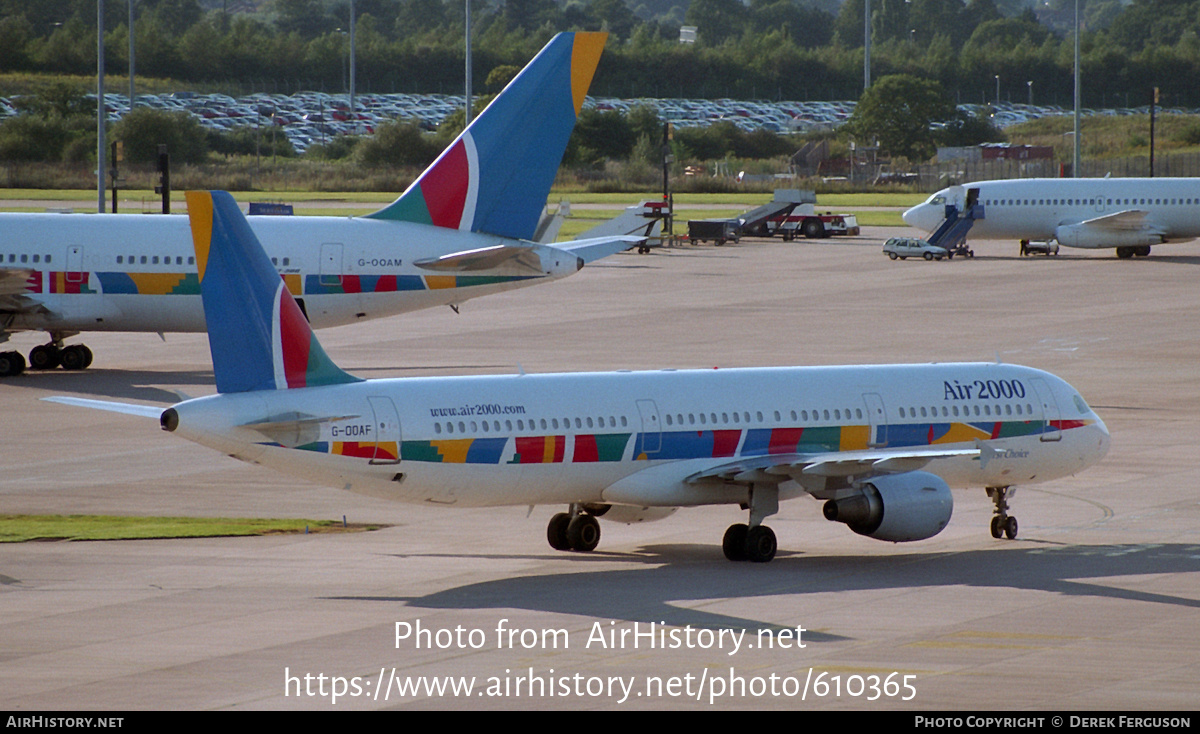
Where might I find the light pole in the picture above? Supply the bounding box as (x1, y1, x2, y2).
(863, 0, 871, 90)
(1027, 80, 1033, 106)
(128, 0, 135, 109)
(97, 0, 105, 213)
(349, 0, 355, 133)
(465, 0, 473, 124)
(1073, 0, 1081, 177)
(995, 75, 1000, 104)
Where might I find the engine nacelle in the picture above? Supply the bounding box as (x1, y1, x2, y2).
(1055, 223, 1162, 249)
(822, 471, 953, 542)
(591, 504, 678, 524)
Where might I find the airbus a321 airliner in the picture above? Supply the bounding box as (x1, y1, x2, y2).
(903, 177, 1200, 257)
(0, 32, 633, 377)
(47, 191, 1111, 562)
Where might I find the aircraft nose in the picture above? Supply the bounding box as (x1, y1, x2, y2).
(902, 204, 931, 231)
(1086, 416, 1111, 467)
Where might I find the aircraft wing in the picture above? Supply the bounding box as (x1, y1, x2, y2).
(686, 445, 983, 485)
(0, 267, 33, 296)
(0, 267, 44, 314)
(1078, 209, 1163, 233)
(556, 236, 643, 264)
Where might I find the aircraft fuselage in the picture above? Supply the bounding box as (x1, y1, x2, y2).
(0, 212, 580, 334)
(167, 362, 1110, 509)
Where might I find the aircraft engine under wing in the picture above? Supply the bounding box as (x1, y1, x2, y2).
(1055, 210, 1165, 248)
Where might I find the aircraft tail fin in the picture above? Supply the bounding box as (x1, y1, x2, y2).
(186, 190, 361, 394)
(365, 31, 607, 241)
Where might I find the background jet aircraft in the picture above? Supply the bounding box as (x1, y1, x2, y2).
(0, 32, 632, 378)
(903, 177, 1200, 258)
(48, 190, 1111, 562)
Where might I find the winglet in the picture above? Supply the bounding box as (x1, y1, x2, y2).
(186, 190, 361, 394)
(366, 31, 607, 241)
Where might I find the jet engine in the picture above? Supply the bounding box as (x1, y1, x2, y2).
(1054, 223, 1162, 249)
(822, 471, 953, 542)
(589, 504, 678, 524)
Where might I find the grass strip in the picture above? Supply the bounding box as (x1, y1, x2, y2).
(0, 514, 383, 542)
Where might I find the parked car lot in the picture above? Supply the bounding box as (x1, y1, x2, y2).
(3, 91, 1193, 155)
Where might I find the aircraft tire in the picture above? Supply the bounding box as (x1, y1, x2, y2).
(29, 344, 60, 370)
(60, 345, 89, 371)
(745, 525, 777, 563)
(0, 350, 26, 377)
(547, 512, 571, 551)
(1116, 247, 1134, 259)
(722, 524, 748, 561)
(1004, 516, 1018, 540)
(80, 344, 94, 368)
(1135, 245, 1151, 257)
(990, 515, 1004, 539)
(567, 514, 600, 552)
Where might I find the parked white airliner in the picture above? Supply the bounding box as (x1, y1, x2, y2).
(47, 190, 1112, 562)
(0, 32, 630, 378)
(903, 177, 1200, 257)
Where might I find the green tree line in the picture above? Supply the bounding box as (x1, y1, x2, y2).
(2, 0, 1200, 106)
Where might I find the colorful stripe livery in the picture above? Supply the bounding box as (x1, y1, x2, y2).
(510, 435, 566, 464)
(275, 419, 1092, 465)
(24, 272, 96, 294)
(186, 190, 361, 394)
(302, 273, 538, 295)
(366, 32, 606, 241)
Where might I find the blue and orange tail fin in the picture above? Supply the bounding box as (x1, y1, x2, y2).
(366, 31, 607, 241)
(186, 190, 361, 394)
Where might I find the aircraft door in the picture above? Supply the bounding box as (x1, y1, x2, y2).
(368, 396, 403, 464)
(320, 243, 343, 287)
(635, 399, 661, 457)
(966, 187, 979, 210)
(66, 246, 84, 283)
(862, 393, 887, 447)
(1029, 378, 1062, 442)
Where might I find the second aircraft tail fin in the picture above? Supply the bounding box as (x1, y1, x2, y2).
(365, 31, 607, 241)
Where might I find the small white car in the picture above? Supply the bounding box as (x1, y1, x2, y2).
(883, 237, 951, 261)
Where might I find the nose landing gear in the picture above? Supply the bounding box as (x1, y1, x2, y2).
(987, 486, 1018, 539)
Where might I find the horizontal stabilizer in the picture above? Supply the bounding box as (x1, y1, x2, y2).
(557, 236, 643, 264)
(414, 245, 545, 274)
(42, 396, 165, 419)
(241, 412, 359, 448)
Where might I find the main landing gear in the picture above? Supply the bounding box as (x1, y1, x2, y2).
(547, 504, 602, 553)
(986, 486, 1019, 540)
(28, 334, 93, 373)
(722, 483, 779, 563)
(0, 349, 25, 377)
(1115, 245, 1152, 259)
(1, 333, 95, 377)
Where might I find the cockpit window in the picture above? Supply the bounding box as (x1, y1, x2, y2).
(1073, 394, 1090, 414)
(930, 195, 945, 205)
